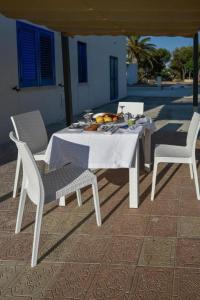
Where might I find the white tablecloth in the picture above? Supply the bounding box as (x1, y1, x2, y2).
(45, 129, 140, 169)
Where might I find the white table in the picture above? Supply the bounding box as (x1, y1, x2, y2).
(45, 123, 154, 208)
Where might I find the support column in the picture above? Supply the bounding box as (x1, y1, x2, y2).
(61, 33, 73, 125)
(193, 33, 199, 112)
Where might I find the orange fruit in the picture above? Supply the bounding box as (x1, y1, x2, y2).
(96, 116, 104, 123)
(104, 116, 112, 122)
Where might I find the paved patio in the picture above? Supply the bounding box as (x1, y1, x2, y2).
(1, 96, 200, 299)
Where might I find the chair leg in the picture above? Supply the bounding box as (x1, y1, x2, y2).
(38, 161, 46, 175)
(59, 196, 65, 206)
(143, 129, 152, 171)
(13, 153, 21, 198)
(189, 163, 194, 179)
(76, 189, 82, 207)
(192, 159, 200, 200)
(31, 204, 43, 267)
(151, 161, 158, 201)
(92, 181, 101, 226)
(15, 182, 27, 234)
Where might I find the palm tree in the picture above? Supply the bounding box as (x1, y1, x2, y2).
(127, 35, 156, 68)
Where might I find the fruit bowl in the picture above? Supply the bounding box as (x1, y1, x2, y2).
(93, 112, 106, 119)
(93, 112, 120, 124)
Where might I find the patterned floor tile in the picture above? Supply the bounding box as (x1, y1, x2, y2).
(0, 197, 19, 212)
(0, 232, 13, 248)
(0, 196, 57, 214)
(41, 234, 109, 264)
(179, 195, 200, 217)
(156, 163, 184, 179)
(0, 233, 51, 262)
(74, 215, 105, 235)
(109, 214, 150, 236)
(64, 235, 109, 263)
(41, 211, 90, 235)
(150, 180, 181, 200)
(146, 216, 177, 237)
(21, 205, 96, 235)
(102, 236, 143, 264)
(119, 197, 152, 216)
(4, 263, 62, 298)
(178, 216, 200, 238)
(78, 214, 149, 237)
(99, 187, 129, 218)
(0, 211, 35, 233)
(63, 194, 95, 215)
(0, 297, 31, 300)
(1, 128, 200, 298)
(129, 267, 174, 300)
(151, 198, 179, 216)
(176, 238, 200, 268)
(61, 178, 124, 219)
(41, 234, 81, 262)
(43, 263, 98, 299)
(179, 205, 200, 217)
(85, 264, 135, 300)
(173, 268, 200, 300)
(138, 237, 176, 267)
(0, 262, 25, 296)
(179, 186, 198, 202)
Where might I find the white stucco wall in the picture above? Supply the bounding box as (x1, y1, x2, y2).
(69, 36, 127, 116)
(0, 14, 65, 144)
(127, 63, 138, 85)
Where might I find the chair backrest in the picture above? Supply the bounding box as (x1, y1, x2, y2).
(117, 102, 144, 115)
(9, 132, 44, 206)
(11, 110, 48, 154)
(186, 112, 200, 154)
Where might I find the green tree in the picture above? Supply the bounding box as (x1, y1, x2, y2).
(151, 48, 171, 76)
(160, 68, 173, 81)
(127, 36, 156, 69)
(127, 36, 172, 82)
(127, 36, 157, 82)
(185, 57, 193, 79)
(170, 46, 198, 80)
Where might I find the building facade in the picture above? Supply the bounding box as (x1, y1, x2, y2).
(69, 36, 127, 115)
(0, 14, 127, 144)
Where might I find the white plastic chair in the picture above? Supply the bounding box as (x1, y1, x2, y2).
(11, 110, 48, 198)
(151, 112, 200, 201)
(117, 102, 144, 115)
(9, 131, 101, 267)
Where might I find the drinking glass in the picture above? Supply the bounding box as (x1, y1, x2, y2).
(83, 110, 93, 124)
(119, 105, 125, 116)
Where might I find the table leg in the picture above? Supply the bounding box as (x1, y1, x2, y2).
(129, 140, 139, 208)
(144, 129, 152, 171)
(59, 196, 65, 206)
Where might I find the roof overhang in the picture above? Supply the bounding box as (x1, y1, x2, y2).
(0, 0, 200, 37)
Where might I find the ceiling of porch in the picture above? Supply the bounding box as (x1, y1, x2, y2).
(0, 0, 200, 36)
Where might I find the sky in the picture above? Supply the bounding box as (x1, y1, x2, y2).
(149, 36, 193, 52)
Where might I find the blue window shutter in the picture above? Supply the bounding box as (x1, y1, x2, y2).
(17, 21, 56, 88)
(17, 21, 38, 87)
(78, 42, 87, 83)
(39, 30, 55, 86)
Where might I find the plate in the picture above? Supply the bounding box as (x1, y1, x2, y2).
(67, 122, 85, 132)
(67, 127, 83, 132)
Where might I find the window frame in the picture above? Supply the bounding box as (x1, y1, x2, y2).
(16, 21, 56, 88)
